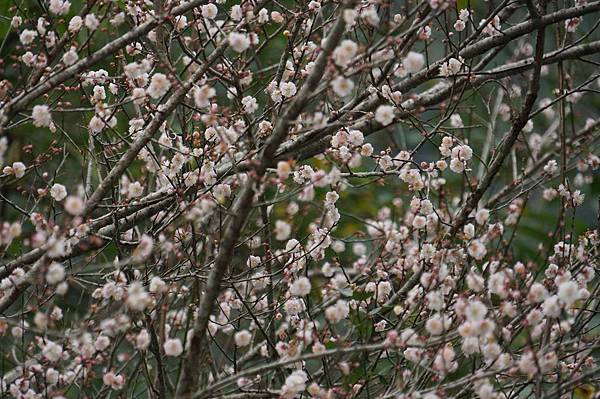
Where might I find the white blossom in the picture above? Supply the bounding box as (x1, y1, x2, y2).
(46, 262, 65, 285)
(403, 51, 425, 73)
(228, 32, 250, 52)
(375, 105, 395, 126)
(289, 277, 311, 296)
(32, 105, 52, 127)
(19, 29, 37, 45)
(234, 330, 252, 347)
(147, 73, 171, 99)
(331, 76, 354, 97)
(164, 338, 183, 356)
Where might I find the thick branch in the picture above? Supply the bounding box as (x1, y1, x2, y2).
(0, 0, 211, 129)
(175, 3, 355, 396)
(448, 17, 548, 237)
(82, 35, 228, 217)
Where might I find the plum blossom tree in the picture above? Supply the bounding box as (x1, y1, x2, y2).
(0, 0, 599, 398)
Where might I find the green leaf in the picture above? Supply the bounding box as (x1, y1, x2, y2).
(343, 365, 366, 386)
(573, 385, 596, 399)
(352, 290, 374, 301)
(349, 310, 373, 339)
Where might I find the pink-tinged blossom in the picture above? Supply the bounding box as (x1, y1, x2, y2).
(234, 330, 252, 347)
(164, 338, 183, 356)
(289, 277, 311, 296)
(147, 73, 171, 99)
(3, 162, 26, 179)
(103, 372, 125, 390)
(228, 32, 250, 52)
(403, 51, 425, 73)
(19, 29, 37, 45)
(49, 0, 71, 15)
